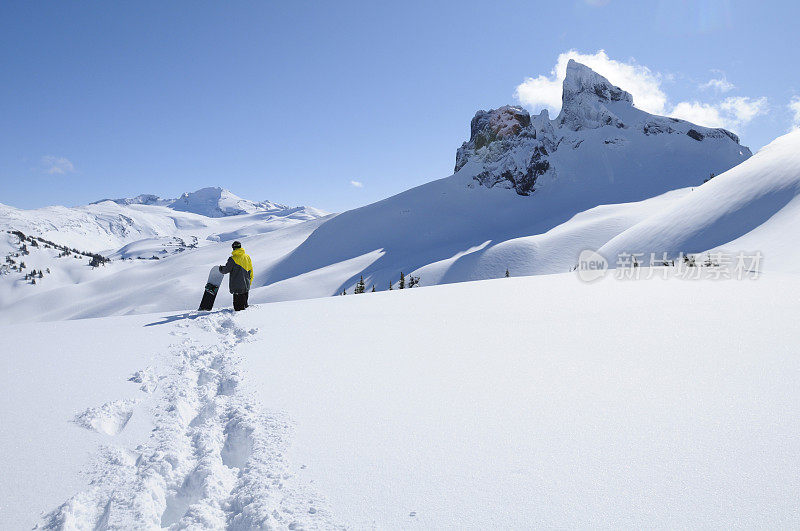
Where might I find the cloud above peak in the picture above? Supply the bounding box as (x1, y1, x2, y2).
(671, 96, 768, 130)
(514, 50, 768, 133)
(514, 50, 668, 115)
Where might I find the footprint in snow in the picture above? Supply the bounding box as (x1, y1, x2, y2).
(128, 366, 158, 393)
(73, 399, 138, 436)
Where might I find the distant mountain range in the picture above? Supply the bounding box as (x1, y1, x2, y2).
(0, 187, 327, 255)
(92, 186, 298, 218)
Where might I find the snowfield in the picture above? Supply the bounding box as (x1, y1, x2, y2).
(2, 273, 799, 528)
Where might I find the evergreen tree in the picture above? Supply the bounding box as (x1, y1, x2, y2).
(371, 285, 375, 293)
(355, 275, 366, 294)
(388, 280, 393, 290)
(505, 268, 510, 278)
(399, 272, 405, 289)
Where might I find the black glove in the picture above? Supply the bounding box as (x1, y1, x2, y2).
(218, 266, 224, 273)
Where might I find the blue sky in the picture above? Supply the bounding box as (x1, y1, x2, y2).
(1, 0, 799, 211)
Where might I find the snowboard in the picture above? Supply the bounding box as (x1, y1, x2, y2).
(198, 266, 225, 311)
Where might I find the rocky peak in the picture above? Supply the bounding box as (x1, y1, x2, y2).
(556, 60, 632, 131)
(561, 59, 633, 106)
(455, 106, 553, 196)
(454, 60, 750, 197)
(467, 106, 532, 150)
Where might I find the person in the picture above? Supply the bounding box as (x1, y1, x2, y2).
(218, 241, 253, 311)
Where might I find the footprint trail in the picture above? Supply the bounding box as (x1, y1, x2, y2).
(38, 311, 339, 530)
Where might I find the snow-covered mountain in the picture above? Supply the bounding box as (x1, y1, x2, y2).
(168, 187, 295, 218)
(455, 60, 749, 197)
(92, 193, 172, 207)
(1, 187, 326, 255)
(94, 186, 302, 218)
(262, 60, 751, 293)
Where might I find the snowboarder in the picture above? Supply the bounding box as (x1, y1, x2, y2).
(218, 241, 253, 311)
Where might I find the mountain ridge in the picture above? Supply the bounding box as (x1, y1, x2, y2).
(91, 186, 298, 218)
(455, 59, 750, 196)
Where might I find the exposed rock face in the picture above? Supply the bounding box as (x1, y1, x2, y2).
(455, 106, 555, 195)
(454, 59, 752, 196)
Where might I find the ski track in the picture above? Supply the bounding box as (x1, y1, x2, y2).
(38, 311, 340, 530)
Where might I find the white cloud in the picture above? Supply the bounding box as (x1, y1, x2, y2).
(699, 76, 735, 93)
(719, 96, 769, 124)
(789, 97, 800, 130)
(671, 96, 768, 130)
(514, 50, 768, 133)
(514, 49, 668, 115)
(41, 155, 75, 175)
(670, 101, 726, 128)
(349, 180, 364, 188)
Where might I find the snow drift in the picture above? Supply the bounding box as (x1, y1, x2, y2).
(598, 130, 800, 271)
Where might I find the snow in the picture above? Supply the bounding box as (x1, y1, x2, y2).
(598, 130, 800, 271)
(2, 273, 800, 528)
(167, 187, 293, 218)
(0, 188, 325, 255)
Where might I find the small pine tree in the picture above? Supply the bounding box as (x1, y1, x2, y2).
(388, 281, 393, 290)
(342, 288, 347, 295)
(505, 268, 510, 278)
(31, 278, 36, 285)
(371, 285, 375, 292)
(399, 272, 405, 289)
(355, 275, 366, 294)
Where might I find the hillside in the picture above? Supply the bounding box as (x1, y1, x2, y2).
(597, 130, 800, 272)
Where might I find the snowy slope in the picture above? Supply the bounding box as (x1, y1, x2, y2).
(3, 273, 800, 528)
(597, 130, 800, 271)
(0, 217, 330, 323)
(1, 189, 696, 323)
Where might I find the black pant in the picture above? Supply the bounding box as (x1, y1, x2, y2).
(233, 292, 249, 311)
